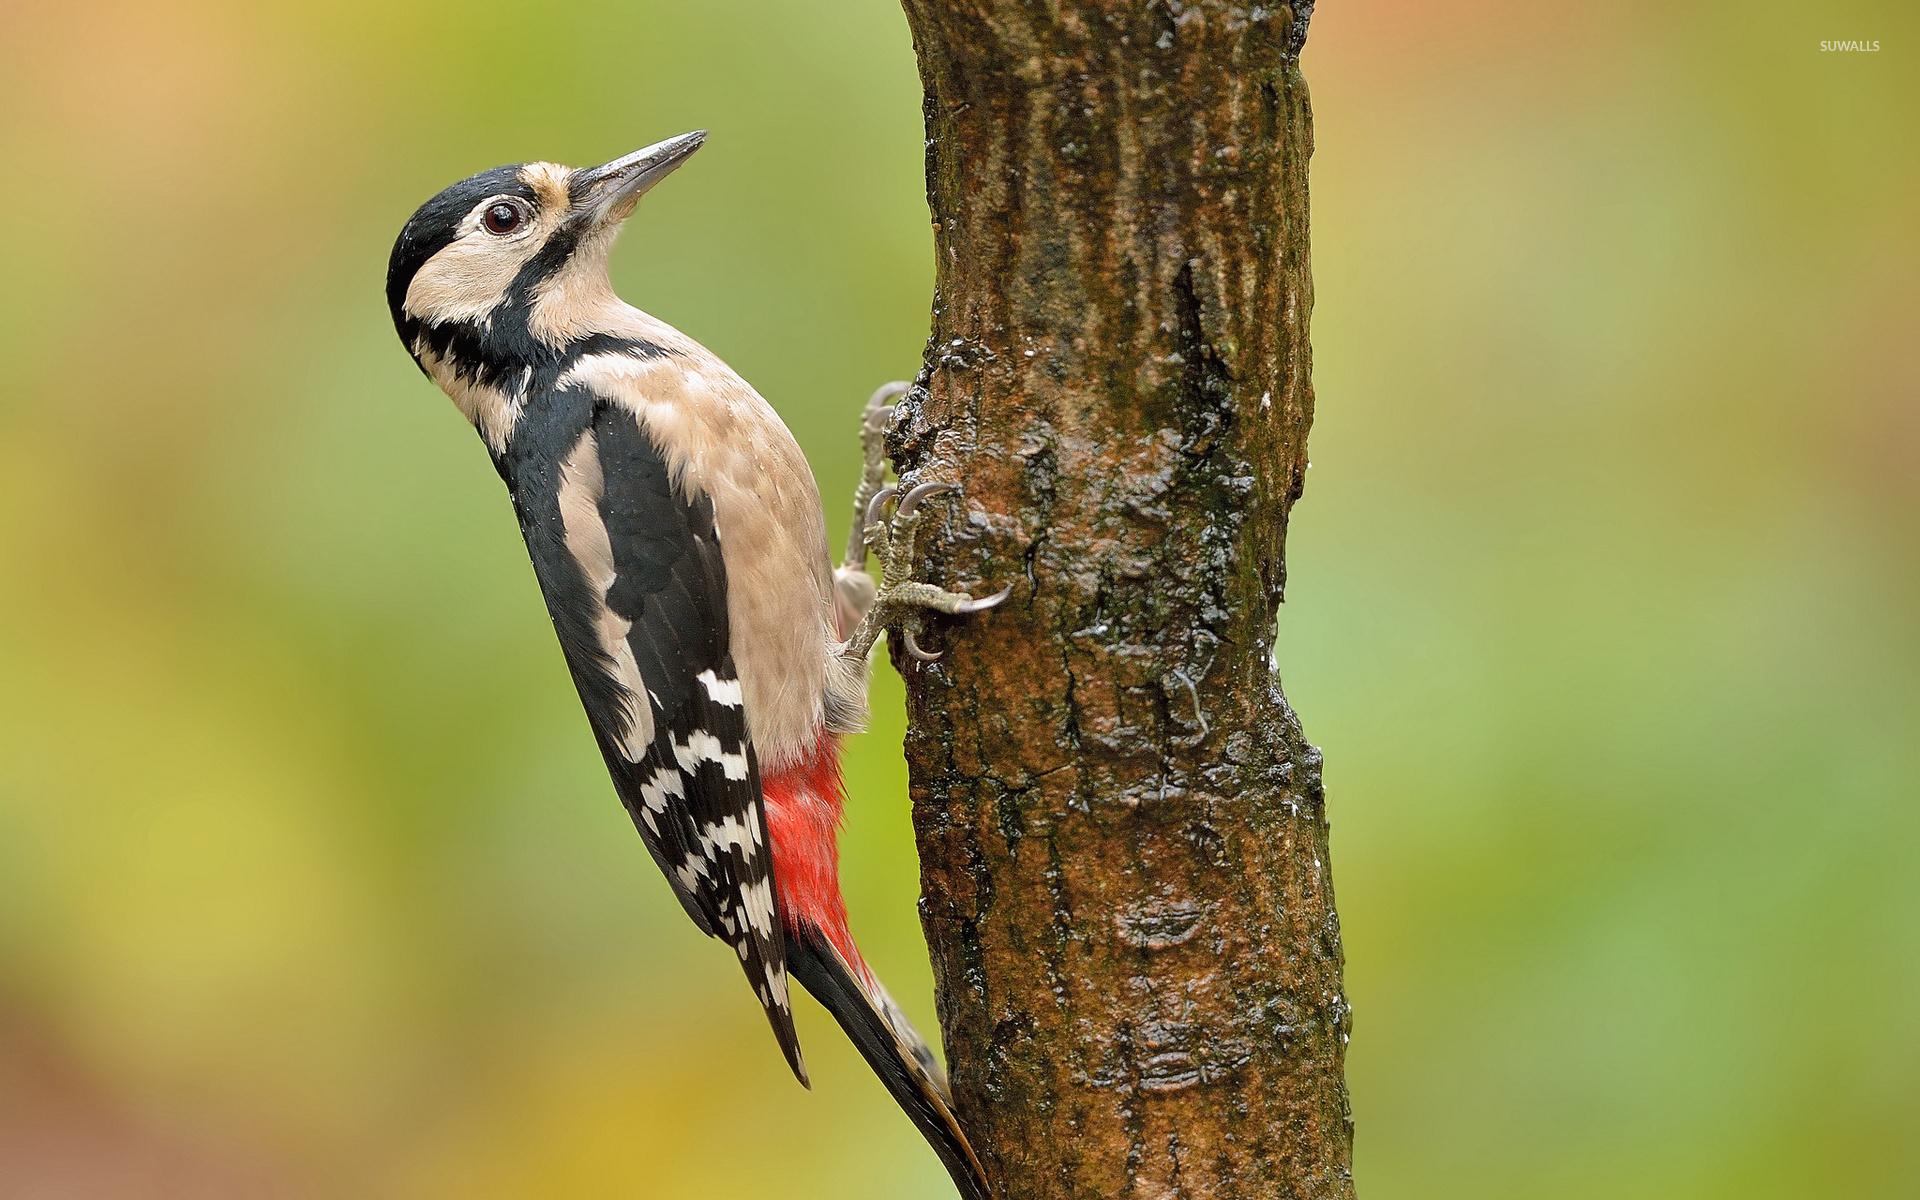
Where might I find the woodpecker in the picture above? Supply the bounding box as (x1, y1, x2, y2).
(385, 131, 1002, 1199)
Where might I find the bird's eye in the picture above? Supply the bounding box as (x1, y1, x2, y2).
(482, 201, 525, 236)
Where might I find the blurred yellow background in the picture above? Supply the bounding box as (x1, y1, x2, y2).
(2, 1, 1915, 1196)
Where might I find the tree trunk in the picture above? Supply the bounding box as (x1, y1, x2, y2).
(888, 3, 1350, 1197)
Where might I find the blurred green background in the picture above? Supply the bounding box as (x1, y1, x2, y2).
(2, 1, 1915, 1195)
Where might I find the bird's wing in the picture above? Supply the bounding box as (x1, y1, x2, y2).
(522, 396, 804, 1084)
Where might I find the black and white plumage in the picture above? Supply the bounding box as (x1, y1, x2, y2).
(519, 387, 800, 1076)
(387, 142, 800, 1067)
(384, 133, 990, 1199)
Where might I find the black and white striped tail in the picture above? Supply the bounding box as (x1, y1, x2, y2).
(787, 922, 991, 1200)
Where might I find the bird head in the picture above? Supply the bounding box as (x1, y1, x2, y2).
(385, 131, 705, 375)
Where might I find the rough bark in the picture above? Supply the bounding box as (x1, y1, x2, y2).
(889, 3, 1349, 1197)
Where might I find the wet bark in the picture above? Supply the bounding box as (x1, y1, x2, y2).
(888, 3, 1351, 1198)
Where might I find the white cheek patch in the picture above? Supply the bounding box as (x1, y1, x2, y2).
(403, 184, 568, 326)
(403, 232, 538, 325)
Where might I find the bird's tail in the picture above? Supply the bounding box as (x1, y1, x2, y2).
(786, 920, 991, 1200)
(764, 738, 990, 1199)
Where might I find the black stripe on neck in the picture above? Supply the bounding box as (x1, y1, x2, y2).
(404, 309, 674, 394)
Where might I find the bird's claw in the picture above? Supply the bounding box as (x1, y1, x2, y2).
(900, 626, 944, 663)
(864, 483, 896, 532)
(838, 382, 1008, 664)
(863, 479, 956, 552)
(895, 480, 955, 518)
(860, 384, 902, 453)
(950, 584, 1014, 615)
(841, 475, 1009, 664)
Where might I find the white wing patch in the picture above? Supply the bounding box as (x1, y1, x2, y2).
(635, 764, 687, 835)
(698, 668, 744, 707)
(672, 731, 750, 780)
(557, 428, 653, 758)
(740, 876, 777, 938)
(637, 764, 684, 813)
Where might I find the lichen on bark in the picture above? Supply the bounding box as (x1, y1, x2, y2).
(889, 3, 1350, 1197)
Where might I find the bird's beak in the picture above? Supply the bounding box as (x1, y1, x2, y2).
(574, 130, 707, 226)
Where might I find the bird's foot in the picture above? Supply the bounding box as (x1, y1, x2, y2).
(833, 382, 908, 640)
(841, 382, 908, 572)
(840, 481, 1011, 664)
